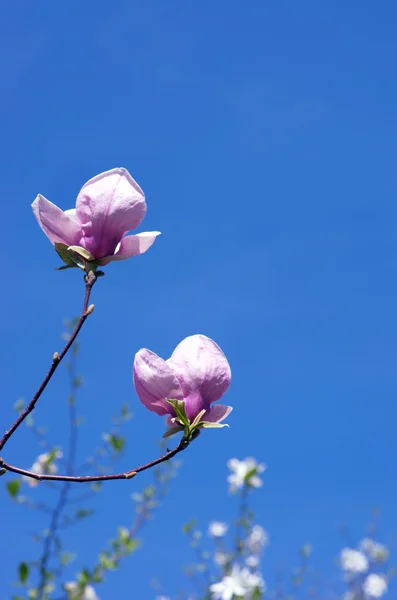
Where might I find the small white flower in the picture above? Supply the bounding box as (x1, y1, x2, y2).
(210, 564, 265, 600)
(363, 574, 388, 598)
(65, 582, 99, 600)
(214, 551, 230, 566)
(340, 548, 369, 573)
(23, 450, 63, 488)
(227, 458, 266, 493)
(246, 525, 268, 554)
(208, 521, 228, 538)
(245, 555, 260, 568)
(360, 538, 389, 562)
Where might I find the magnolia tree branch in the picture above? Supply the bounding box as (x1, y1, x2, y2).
(37, 342, 82, 598)
(0, 271, 97, 453)
(0, 436, 191, 483)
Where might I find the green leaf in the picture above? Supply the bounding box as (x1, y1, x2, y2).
(54, 243, 79, 267)
(182, 519, 197, 534)
(121, 403, 133, 420)
(124, 538, 140, 553)
(14, 399, 24, 413)
(67, 245, 95, 261)
(75, 508, 94, 519)
(118, 527, 131, 543)
(77, 569, 91, 586)
(60, 552, 75, 566)
(18, 562, 29, 583)
(99, 553, 117, 570)
(143, 485, 155, 499)
(7, 480, 20, 498)
(106, 434, 125, 453)
(190, 409, 207, 429)
(163, 426, 184, 439)
(166, 399, 189, 426)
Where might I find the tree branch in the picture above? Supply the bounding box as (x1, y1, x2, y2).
(0, 436, 191, 483)
(0, 270, 97, 452)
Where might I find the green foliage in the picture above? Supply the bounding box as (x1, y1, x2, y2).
(14, 399, 24, 413)
(60, 552, 75, 566)
(104, 434, 125, 453)
(7, 479, 20, 498)
(182, 519, 198, 534)
(18, 562, 29, 583)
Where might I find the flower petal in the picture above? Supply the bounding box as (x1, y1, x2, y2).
(167, 335, 231, 405)
(204, 405, 233, 423)
(97, 232, 161, 266)
(133, 348, 184, 416)
(32, 195, 82, 247)
(76, 168, 147, 258)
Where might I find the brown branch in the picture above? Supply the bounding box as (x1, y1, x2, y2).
(0, 270, 98, 453)
(0, 436, 190, 483)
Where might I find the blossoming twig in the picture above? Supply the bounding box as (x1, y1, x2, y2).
(0, 270, 98, 453)
(0, 436, 192, 483)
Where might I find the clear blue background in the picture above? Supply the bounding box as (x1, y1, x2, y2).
(0, 1, 396, 598)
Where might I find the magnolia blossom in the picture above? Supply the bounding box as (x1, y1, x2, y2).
(32, 168, 160, 266)
(23, 451, 63, 488)
(340, 548, 369, 574)
(210, 564, 265, 600)
(65, 582, 99, 600)
(227, 458, 266, 493)
(363, 574, 388, 598)
(360, 538, 389, 562)
(246, 525, 268, 554)
(133, 334, 232, 425)
(208, 521, 228, 538)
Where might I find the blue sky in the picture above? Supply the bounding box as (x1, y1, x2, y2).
(0, 0, 396, 598)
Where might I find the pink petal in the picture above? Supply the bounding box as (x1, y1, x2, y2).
(97, 232, 161, 266)
(76, 168, 147, 259)
(64, 208, 78, 222)
(133, 349, 184, 416)
(204, 405, 233, 423)
(32, 195, 82, 247)
(167, 335, 231, 405)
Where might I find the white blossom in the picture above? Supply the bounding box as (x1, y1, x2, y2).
(65, 582, 99, 600)
(210, 563, 265, 599)
(363, 574, 388, 598)
(208, 521, 228, 538)
(246, 525, 268, 554)
(214, 551, 230, 566)
(360, 538, 389, 562)
(227, 458, 266, 493)
(23, 450, 63, 488)
(245, 555, 260, 568)
(340, 548, 369, 573)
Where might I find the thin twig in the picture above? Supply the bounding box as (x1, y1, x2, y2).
(0, 270, 97, 452)
(37, 340, 81, 598)
(0, 437, 191, 483)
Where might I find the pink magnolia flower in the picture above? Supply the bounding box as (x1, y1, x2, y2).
(32, 168, 160, 266)
(133, 334, 232, 426)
